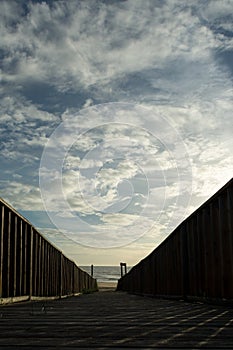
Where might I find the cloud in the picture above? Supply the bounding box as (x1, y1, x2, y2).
(0, 0, 232, 262)
(0, 181, 43, 211)
(199, 0, 233, 33)
(0, 0, 226, 96)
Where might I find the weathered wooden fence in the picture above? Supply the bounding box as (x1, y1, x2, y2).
(0, 198, 97, 303)
(117, 178, 233, 303)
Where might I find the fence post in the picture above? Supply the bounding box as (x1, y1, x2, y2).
(120, 262, 127, 277)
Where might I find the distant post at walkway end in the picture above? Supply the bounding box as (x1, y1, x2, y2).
(91, 264, 94, 277)
(120, 262, 127, 277)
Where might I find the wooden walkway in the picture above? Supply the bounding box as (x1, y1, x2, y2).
(1, 290, 233, 349)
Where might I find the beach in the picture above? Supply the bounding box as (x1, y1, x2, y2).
(97, 281, 117, 291)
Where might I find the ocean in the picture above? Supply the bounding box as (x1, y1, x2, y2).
(80, 266, 131, 283)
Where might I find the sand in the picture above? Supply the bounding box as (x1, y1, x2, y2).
(97, 282, 118, 291)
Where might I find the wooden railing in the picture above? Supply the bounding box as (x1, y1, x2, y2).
(0, 198, 97, 303)
(117, 178, 233, 303)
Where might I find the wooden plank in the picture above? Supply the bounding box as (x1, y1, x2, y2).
(1, 291, 233, 348)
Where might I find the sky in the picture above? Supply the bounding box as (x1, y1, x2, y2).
(0, 0, 232, 266)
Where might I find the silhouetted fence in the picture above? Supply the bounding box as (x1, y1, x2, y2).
(117, 178, 233, 303)
(0, 198, 97, 302)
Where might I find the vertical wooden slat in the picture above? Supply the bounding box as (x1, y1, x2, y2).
(13, 215, 17, 297)
(227, 187, 233, 296)
(46, 242, 48, 296)
(59, 252, 63, 296)
(50, 246, 53, 297)
(34, 232, 39, 296)
(203, 206, 214, 298)
(23, 223, 27, 295)
(55, 249, 57, 296)
(217, 197, 224, 298)
(0, 205, 4, 298)
(219, 192, 233, 298)
(48, 247, 52, 295)
(181, 224, 189, 299)
(44, 241, 47, 296)
(16, 218, 23, 295)
(190, 218, 196, 296)
(197, 211, 203, 297)
(29, 227, 33, 297)
(46, 244, 49, 296)
(201, 208, 207, 298)
(7, 211, 11, 297)
(41, 237, 44, 296)
(209, 201, 218, 298)
(37, 234, 41, 296)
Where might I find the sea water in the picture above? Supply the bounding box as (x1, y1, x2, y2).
(80, 266, 131, 283)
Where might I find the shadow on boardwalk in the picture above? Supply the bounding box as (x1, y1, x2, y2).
(1, 290, 233, 349)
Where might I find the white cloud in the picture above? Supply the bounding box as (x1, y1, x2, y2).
(0, 0, 232, 263)
(200, 0, 233, 24)
(101, 213, 141, 226)
(0, 0, 224, 94)
(0, 96, 57, 130)
(79, 158, 103, 169)
(83, 99, 93, 108)
(0, 181, 43, 211)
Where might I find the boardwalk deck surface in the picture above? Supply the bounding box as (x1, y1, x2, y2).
(0, 290, 233, 349)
